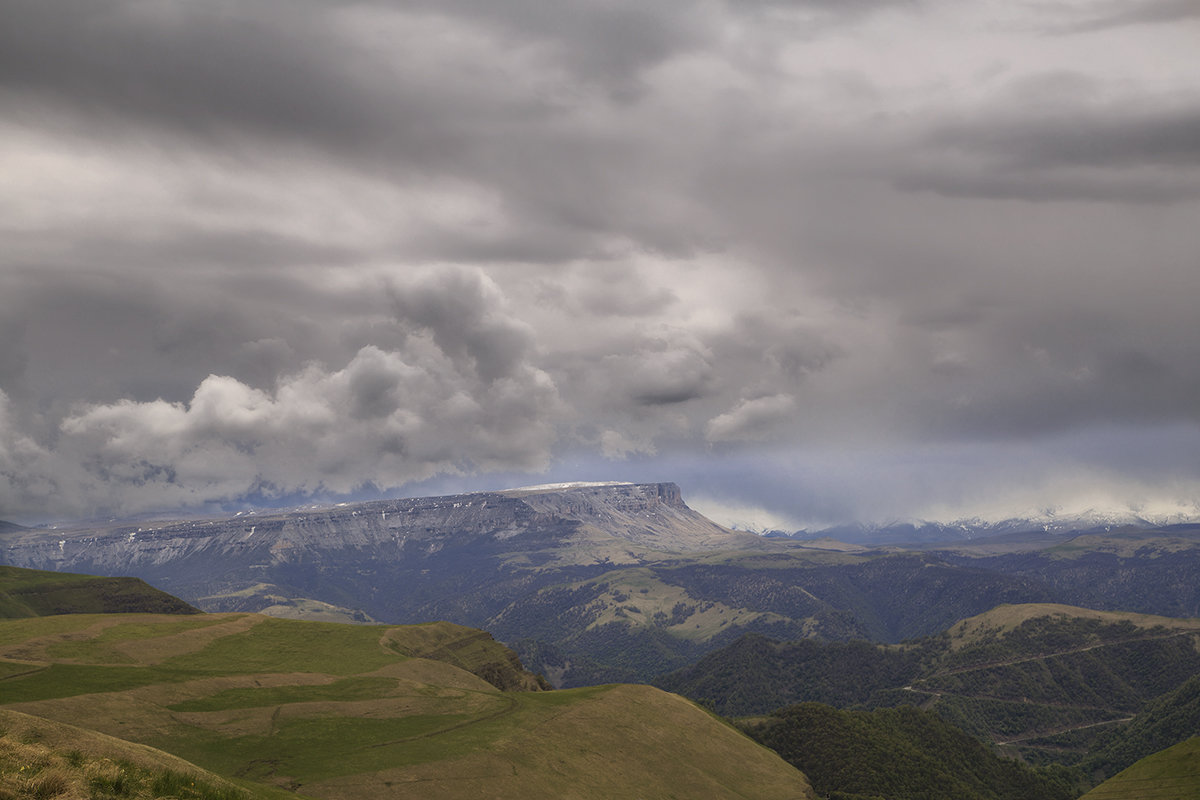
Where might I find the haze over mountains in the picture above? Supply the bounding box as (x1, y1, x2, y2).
(765, 509, 1200, 546)
(4, 481, 1200, 798)
(7, 481, 1200, 686)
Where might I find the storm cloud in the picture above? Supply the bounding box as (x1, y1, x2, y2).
(1, 0, 1198, 526)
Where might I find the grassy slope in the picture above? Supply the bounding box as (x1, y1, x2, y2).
(0, 612, 813, 799)
(0, 565, 200, 618)
(0, 707, 301, 800)
(1080, 675, 1200, 782)
(944, 603, 1200, 649)
(1079, 738, 1200, 800)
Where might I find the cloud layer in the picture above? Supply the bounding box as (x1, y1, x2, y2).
(1, 0, 1198, 524)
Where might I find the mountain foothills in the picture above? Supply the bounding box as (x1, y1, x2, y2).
(6, 482, 1200, 687)
(4, 482, 1200, 797)
(2, 483, 809, 683)
(659, 604, 1200, 774)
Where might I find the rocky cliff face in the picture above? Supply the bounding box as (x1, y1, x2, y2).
(1, 482, 747, 574)
(0, 482, 761, 615)
(506, 482, 751, 551)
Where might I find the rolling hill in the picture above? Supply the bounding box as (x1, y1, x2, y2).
(0, 707, 297, 800)
(0, 611, 814, 799)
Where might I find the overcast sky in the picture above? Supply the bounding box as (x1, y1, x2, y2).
(2, 0, 1199, 528)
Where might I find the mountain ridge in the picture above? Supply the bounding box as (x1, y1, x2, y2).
(784, 510, 1200, 546)
(0, 482, 762, 574)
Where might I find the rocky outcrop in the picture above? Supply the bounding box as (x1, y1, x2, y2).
(508, 482, 757, 551)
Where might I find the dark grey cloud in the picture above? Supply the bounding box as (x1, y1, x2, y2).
(0, 1, 391, 149)
(1050, 0, 1200, 33)
(1, 0, 1198, 525)
(897, 74, 1200, 204)
(402, 0, 711, 96)
(895, 169, 1200, 205)
(926, 97, 1200, 170)
(389, 268, 535, 383)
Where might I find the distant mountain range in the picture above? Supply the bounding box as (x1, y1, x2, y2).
(774, 510, 1200, 546)
(6, 481, 1200, 686)
(6, 485, 1200, 799)
(0, 519, 27, 535)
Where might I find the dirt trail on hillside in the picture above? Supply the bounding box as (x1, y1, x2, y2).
(924, 631, 1197, 680)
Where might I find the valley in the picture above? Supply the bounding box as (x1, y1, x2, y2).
(659, 603, 1200, 775)
(4, 481, 1200, 798)
(13, 482, 1200, 687)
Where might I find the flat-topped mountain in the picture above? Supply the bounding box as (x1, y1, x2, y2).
(1, 482, 759, 578)
(502, 481, 754, 551)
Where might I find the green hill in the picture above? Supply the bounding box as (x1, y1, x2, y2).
(659, 603, 1200, 766)
(1079, 737, 1200, 800)
(0, 565, 200, 618)
(655, 633, 930, 716)
(916, 606, 1200, 764)
(0, 612, 814, 799)
(1081, 675, 1200, 783)
(739, 702, 1079, 800)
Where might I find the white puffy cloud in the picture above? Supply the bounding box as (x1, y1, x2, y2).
(52, 342, 560, 515)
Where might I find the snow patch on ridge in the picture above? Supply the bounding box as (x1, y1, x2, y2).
(504, 481, 634, 492)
